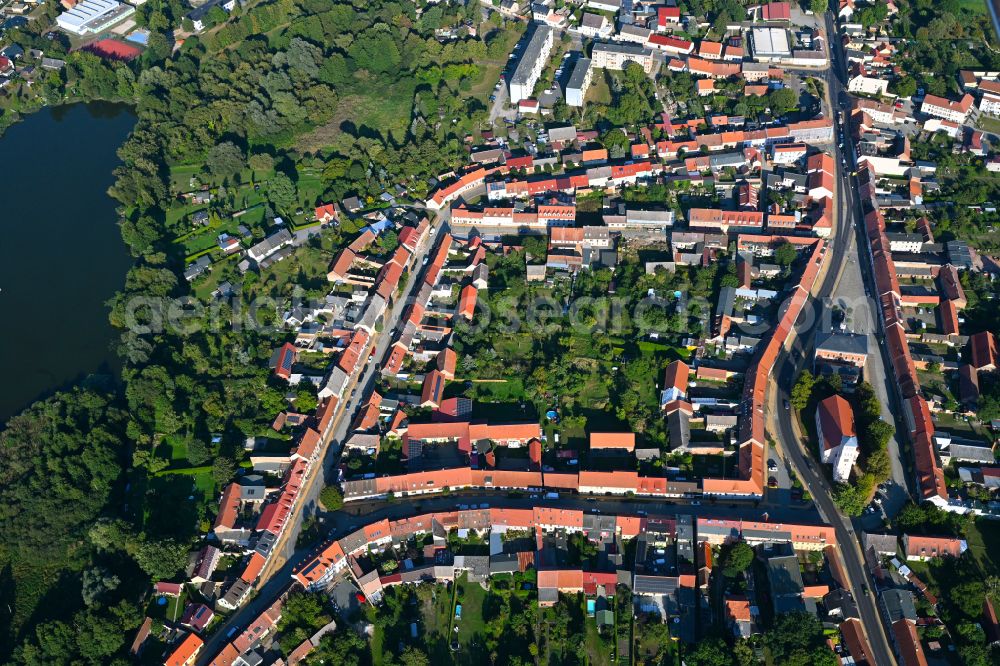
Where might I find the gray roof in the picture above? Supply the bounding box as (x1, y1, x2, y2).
(618, 23, 651, 39)
(254, 530, 277, 557)
(511, 25, 554, 87)
(489, 553, 521, 573)
(766, 554, 803, 597)
(881, 588, 917, 622)
(220, 579, 252, 608)
(248, 228, 293, 262)
(709, 152, 747, 170)
(633, 574, 678, 595)
(667, 410, 691, 451)
(626, 209, 674, 225)
(716, 286, 737, 318)
(581, 12, 606, 28)
(548, 124, 578, 143)
(339, 526, 369, 554)
(567, 57, 592, 92)
(815, 331, 869, 356)
(592, 40, 652, 59)
(823, 589, 859, 619)
(945, 442, 995, 463)
(238, 476, 266, 501)
(946, 240, 973, 268)
(454, 555, 489, 581)
(863, 532, 898, 556)
(886, 232, 924, 243)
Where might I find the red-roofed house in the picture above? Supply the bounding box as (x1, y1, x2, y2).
(458, 285, 478, 320)
(921, 93, 975, 124)
(271, 342, 297, 380)
(760, 1, 791, 21)
(699, 40, 724, 60)
(970, 331, 998, 371)
(315, 203, 337, 223)
(661, 360, 689, 403)
(816, 395, 859, 483)
(903, 534, 967, 561)
(421, 369, 445, 408)
(166, 633, 204, 666)
(240, 552, 267, 583)
(589, 432, 636, 451)
(180, 603, 215, 634)
(155, 581, 184, 597)
(437, 348, 457, 379)
(657, 5, 680, 29)
(892, 619, 928, 666)
(725, 597, 755, 637)
(648, 34, 694, 55)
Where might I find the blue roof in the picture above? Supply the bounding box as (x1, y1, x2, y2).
(364, 218, 394, 235)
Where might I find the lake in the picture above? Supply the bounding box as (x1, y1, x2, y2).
(0, 102, 135, 424)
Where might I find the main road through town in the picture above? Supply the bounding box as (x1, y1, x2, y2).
(765, 12, 898, 666)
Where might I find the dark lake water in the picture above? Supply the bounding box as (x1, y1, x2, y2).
(0, 102, 135, 424)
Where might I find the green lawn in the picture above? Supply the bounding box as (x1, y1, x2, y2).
(583, 597, 615, 666)
(586, 70, 613, 106)
(978, 114, 1000, 135)
(452, 573, 488, 647)
(958, 0, 987, 14)
(148, 586, 187, 624)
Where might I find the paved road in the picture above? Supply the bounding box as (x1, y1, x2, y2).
(765, 13, 897, 666)
(197, 214, 443, 663)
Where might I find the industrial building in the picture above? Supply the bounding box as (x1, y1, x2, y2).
(56, 0, 135, 35)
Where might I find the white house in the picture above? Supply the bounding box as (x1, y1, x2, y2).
(509, 26, 554, 104)
(816, 395, 859, 483)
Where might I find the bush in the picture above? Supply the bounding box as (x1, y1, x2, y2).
(320, 485, 343, 511)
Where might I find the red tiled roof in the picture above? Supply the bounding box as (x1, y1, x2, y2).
(970, 331, 998, 370)
(537, 569, 584, 589)
(817, 395, 855, 452)
(840, 618, 875, 666)
(421, 369, 445, 407)
(648, 34, 694, 53)
(761, 1, 791, 20)
(891, 619, 928, 666)
(459, 285, 478, 319)
(589, 432, 636, 450)
(213, 483, 241, 530)
(165, 633, 204, 666)
(240, 552, 267, 583)
(904, 534, 966, 559)
(663, 360, 689, 393)
(725, 597, 751, 622)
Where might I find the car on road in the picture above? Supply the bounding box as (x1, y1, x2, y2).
(768, 476, 778, 489)
(489, 95, 496, 102)
(690, 500, 701, 506)
(767, 459, 778, 471)
(783, 400, 790, 410)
